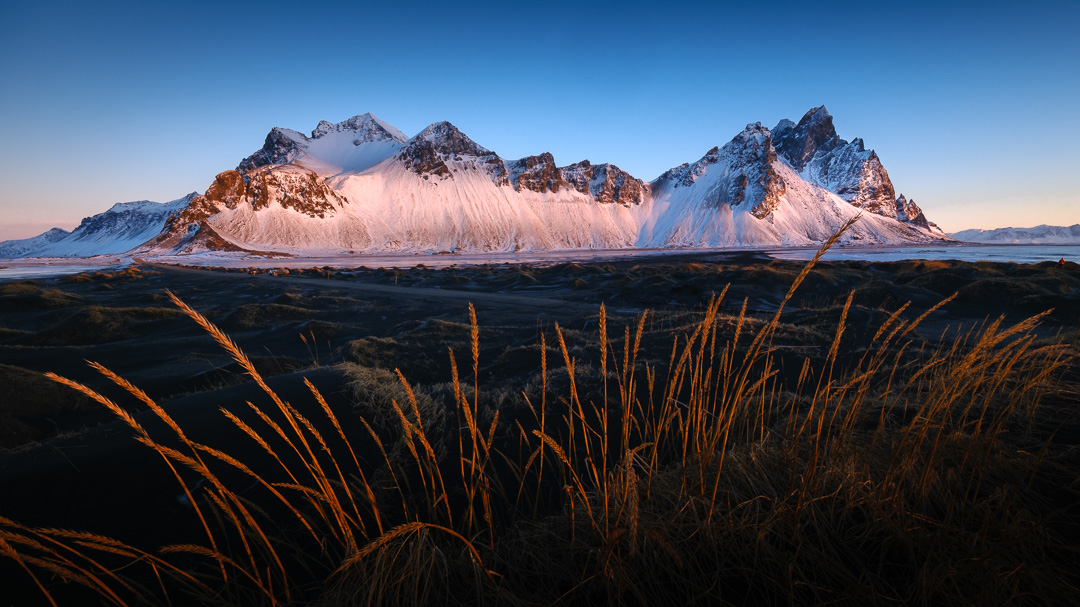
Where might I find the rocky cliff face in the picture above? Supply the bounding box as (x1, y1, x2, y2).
(187, 167, 344, 218)
(560, 160, 648, 205)
(772, 107, 839, 171)
(398, 122, 509, 185)
(237, 128, 301, 173)
(152, 166, 346, 254)
(507, 153, 565, 193)
(894, 194, 930, 228)
(773, 106, 901, 220)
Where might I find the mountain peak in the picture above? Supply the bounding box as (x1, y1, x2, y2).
(410, 122, 492, 156)
(399, 121, 503, 181)
(311, 113, 408, 143)
(415, 121, 463, 141)
(238, 128, 303, 172)
(724, 122, 775, 165)
(773, 105, 840, 171)
(734, 122, 772, 142)
(801, 105, 831, 123)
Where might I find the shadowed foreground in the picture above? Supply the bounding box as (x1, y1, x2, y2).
(1, 238, 1079, 605)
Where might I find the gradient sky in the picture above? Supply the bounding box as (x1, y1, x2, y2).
(1, 0, 1077, 240)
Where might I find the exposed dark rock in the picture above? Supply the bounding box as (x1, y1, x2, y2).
(560, 160, 647, 205)
(829, 149, 898, 217)
(774, 107, 900, 220)
(398, 122, 508, 186)
(204, 170, 247, 207)
(398, 139, 452, 178)
(773, 106, 839, 171)
(237, 128, 302, 172)
(244, 167, 344, 218)
(157, 166, 344, 252)
(508, 152, 565, 193)
(895, 194, 930, 229)
(653, 123, 786, 220)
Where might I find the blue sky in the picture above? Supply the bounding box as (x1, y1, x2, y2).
(0, 0, 1077, 239)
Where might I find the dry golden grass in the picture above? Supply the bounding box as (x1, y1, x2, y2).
(2, 222, 1078, 605)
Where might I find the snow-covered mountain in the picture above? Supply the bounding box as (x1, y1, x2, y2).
(772, 106, 934, 229)
(140, 107, 946, 256)
(146, 115, 651, 255)
(637, 121, 944, 247)
(950, 225, 1080, 244)
(4, 107, 950, 259)
(0, 228, 70, 258)
(1, 195, 196, 258)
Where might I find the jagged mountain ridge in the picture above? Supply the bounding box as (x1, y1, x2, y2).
(637, 122, 942, 248)
(950, 225, 1080, 244)
(3, 107, 949, 258)
(145, 106, 946, 255)
(773, 107, 931, 228)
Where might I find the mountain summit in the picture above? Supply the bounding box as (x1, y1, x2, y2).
(771, 106, 922, 224)
(2, 108, 949, 259)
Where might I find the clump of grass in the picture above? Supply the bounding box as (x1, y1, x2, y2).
(2, 220, 1077, 605)
(0, 364, 93, 450)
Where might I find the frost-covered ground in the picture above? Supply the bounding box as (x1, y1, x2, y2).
(0, 257, 131, 279)
(4, 244, 1078, 281)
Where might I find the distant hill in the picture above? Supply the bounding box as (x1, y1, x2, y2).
(950, 225, 1080, 244)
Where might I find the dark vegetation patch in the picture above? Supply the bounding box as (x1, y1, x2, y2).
(172, 354, 311, 396)
(0, 284, 83, 311)
(58, 266, 156, 284)
(20, 306, 184, 346)
(0, 364, 93, 450)
(222, 303, 316, 330)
